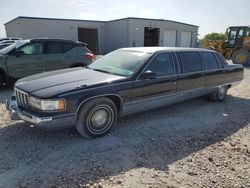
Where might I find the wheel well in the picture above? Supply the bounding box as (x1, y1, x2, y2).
(106, 95, 122, 114)
(77, 95, 123, 116)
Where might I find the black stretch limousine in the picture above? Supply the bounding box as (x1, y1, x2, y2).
(6, 47, 244, 138)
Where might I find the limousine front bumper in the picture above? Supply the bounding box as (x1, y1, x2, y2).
(5, 97, 75, 129)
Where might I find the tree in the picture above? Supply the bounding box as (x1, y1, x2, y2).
(204, 32, 227, 41)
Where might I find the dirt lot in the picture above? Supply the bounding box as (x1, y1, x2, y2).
(0, 69, 249, 188)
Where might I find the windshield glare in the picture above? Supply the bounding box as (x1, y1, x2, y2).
(88, 50, 151, 77)
(0, 40, 30, 54)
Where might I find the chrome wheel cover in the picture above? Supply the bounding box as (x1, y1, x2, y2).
(87, 105, 114, 135)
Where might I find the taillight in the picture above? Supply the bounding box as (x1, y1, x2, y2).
(86, 52, 95, 60)
(83, 46, 95, 61)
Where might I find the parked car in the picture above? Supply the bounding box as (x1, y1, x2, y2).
(0, 40, 16, 44)
(0, 43, 12, 50)
(0, 38, 20, 50)
(6, 47, 244, 138)
(0, 39, 94, 85)
(0, 37, 21, 44)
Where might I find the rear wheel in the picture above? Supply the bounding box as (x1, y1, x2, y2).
(232, 49, 250, 65)
(76, 97, 118, 138)
(209, 86, 228, 101)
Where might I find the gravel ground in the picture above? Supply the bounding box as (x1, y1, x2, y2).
(0, 68, 249, 188)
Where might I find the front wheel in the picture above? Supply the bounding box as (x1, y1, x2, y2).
(76, 97, 118, 138)
(209, 86, 228, 101)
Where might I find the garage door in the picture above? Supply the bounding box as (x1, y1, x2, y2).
(163, 30, 176, 47)
(180, 31, 192, 47)
(78, 28, 98, 54)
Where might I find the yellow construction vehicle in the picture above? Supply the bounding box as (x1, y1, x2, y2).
(204, 26, 250, 65)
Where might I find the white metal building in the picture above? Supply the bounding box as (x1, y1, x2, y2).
(5, 16, 199, 54)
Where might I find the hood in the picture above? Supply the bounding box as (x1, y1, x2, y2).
(15, 67, 126, 98)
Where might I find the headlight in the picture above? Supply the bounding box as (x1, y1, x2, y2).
(29, 97, 65, 111)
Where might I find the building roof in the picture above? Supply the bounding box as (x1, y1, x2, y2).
(109, 17, 199, 27)
(4, 16, 199, 28)
(4, 16, 105, 25)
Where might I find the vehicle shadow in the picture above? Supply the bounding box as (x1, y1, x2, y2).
(0, 95, 249, 187)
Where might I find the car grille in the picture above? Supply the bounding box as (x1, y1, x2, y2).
(15, 88, 30, 108)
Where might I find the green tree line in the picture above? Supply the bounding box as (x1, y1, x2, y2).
(204, 33, 227, 40)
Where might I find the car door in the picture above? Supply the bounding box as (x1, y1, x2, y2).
(127, 52, 177, 113)
(42, 41, 67, 72)
(6, 41, 45, 79)
(200, 52, 224, 87)
(175, 51, 204, 92)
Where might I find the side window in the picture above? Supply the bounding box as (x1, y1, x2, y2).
(215, 53, 227, 66)
(201, 52, 220, 70)
(18, 42, 44, 55)
(177, 52, 203, 73)
(237, 29, 244, 39)
(229, 29, 237, 39)
(246, 29, 250, 37)
(47, 42, 64, 54)
(145, 53, 174, 77)
(228, 28, 237, 45)
(63, 42, 75, 52)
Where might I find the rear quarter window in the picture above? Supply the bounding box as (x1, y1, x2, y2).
(215, 53, 227, 66)
(63, 42, 75, 52)
(177, 52, 203, 73)
(201, 52, 221, 69)
(47, 42, 64, 54)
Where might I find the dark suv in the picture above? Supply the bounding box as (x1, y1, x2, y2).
(0, 39, 94, 85)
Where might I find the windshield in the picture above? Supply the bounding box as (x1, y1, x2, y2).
(88, 50, 151, 77)
(0, 40, 30, 54)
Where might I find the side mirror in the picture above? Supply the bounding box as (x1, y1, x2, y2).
(139, 70, 156, 80)
(15, 50, 25, 57)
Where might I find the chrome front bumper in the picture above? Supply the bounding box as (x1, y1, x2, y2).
(5, 97, 75, 129)
(5, 96, 20, 121)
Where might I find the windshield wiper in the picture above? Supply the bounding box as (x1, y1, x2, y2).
(91, 68, 112, 74)
(87, 67, 126, 77)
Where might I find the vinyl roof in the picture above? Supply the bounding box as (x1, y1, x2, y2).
(5, 16, 199, 28)
(30, 38, 84, 43)
(120, 47, 213, 53)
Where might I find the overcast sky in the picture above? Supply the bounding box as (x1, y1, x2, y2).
(0, 0, 249, 38)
